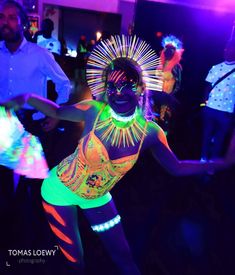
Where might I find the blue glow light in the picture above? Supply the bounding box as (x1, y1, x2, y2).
(161, 35, 183, 50)
(91, 215, 121, 232)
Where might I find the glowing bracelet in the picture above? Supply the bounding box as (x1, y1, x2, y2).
(91, 215, 121, 232)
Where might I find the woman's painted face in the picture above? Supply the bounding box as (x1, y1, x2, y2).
(106, 70, 139, 115)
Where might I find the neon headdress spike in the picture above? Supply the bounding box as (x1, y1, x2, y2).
(87, 35, 163, 98)
(161, 35, 183, 50)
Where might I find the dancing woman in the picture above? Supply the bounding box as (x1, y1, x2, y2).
(2, 35, 235, 274)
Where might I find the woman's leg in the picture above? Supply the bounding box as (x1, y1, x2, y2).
(83, 199, 141, 275)
(42, 200, 84, 272)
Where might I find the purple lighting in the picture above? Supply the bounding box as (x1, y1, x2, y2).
(147, 0, 235, 13)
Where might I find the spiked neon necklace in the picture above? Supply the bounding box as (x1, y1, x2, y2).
(95, 108, 147, 147)
(109, 108, 138, 122)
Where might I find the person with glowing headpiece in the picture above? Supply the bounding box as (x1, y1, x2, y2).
(160, 35, 183, 95)
(150, 35, 184, 132)
(2, 35, 235, 274)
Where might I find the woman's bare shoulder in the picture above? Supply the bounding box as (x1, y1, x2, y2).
(144, 120, 168, 148)
(146, 120, 163, 135)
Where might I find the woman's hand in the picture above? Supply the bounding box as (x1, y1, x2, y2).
(1, 94, 29, 110)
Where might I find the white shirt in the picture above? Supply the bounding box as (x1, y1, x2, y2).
(37, 35, 61, 55)
(206, 61, 235, 113)
(0, 38, 70, 108)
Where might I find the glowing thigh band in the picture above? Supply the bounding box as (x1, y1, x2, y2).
(91, 215, 121, 232)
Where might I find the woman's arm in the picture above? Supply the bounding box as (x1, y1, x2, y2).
(3, 94, 93, 122)
(28, 94, 60, 118)
(150, 125, 234, 176)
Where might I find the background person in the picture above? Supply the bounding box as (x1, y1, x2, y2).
(149, 35, 184, 134)
(201, 39, 235, 161)
(34, 18, 61, 56)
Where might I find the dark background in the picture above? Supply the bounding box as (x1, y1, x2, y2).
(135, 1, 235, 105)
(135, 1, 235, 158)
(60, 7, 121, 53)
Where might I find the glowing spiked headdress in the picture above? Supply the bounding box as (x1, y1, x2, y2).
(161, 34, 183, 50)
(87, 35, 163, 98)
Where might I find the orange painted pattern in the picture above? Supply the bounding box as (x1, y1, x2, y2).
(42, 201, 66, 226)
(74, 103, 91, 111)
(57, 106, 147, 199)
(48, 223, 73, 244)
(59, 245, 77, 263)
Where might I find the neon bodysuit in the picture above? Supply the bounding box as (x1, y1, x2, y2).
(56, 105, 147, 200)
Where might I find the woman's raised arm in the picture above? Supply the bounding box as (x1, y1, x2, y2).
(150, 124, 235, 176)
(2, 93, 93, 122)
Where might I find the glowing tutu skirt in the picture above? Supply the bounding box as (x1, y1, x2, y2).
(0, 107, 48, 178)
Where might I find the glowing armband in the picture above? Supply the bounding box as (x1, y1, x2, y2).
(91, 215, 121, 232)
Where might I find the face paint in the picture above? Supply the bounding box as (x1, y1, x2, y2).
(87, 35, 162, 99)
(106, 70, 139, 115)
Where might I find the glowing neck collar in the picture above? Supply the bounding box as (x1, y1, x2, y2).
(110, 108, 138, 122)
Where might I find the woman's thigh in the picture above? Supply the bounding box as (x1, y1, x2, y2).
(42, 200, 84, 265)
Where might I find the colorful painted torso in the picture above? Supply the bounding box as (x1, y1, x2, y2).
(56, 106, 147, 199)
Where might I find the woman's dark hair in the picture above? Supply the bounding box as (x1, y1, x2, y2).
(1, 0, 29, 28)
(103, 58, 142, 86)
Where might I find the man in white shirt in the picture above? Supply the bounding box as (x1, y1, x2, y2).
(0, 0, 71, 247)
(35, 18, 61, 56)
(0, 2, 70, 126)
(201, 39, 235, 160)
